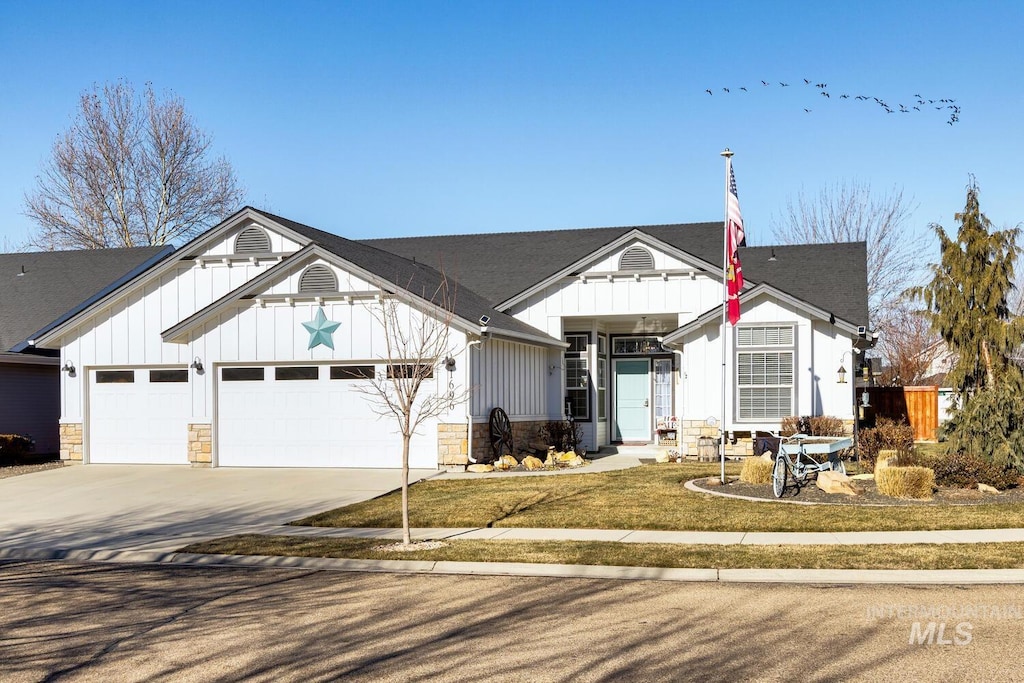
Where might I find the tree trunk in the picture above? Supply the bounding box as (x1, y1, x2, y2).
(401, 432, 411, 546)
(981, 340, 995, 387)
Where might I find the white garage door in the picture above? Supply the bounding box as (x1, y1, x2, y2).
(89, 368, 191, 464)
(217, 364, 439, 468)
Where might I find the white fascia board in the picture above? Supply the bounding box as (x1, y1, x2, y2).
(496, 228, 727, 310)
(662, 283, 861, 345)
(34, 208, 314, 348)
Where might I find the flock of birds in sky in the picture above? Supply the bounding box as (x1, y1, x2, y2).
(704, 79, 961, 126)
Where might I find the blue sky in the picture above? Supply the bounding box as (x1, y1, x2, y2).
(1, 1, 1021, 268)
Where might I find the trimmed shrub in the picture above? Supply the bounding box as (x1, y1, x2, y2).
(0, 434, 34, 466)
(781, 415, 846, 437)
(740, 457, 773, 484)
(542, 420, 584, 454)
(856, 417, 914, 471)
(875, 466, 935, 499)
(927, 451, 1019, 490)
(808, 416, 847, 437)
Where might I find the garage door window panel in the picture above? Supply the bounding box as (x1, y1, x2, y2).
(275, 366, 319, 381)
(96, 370, 134, 383)
(331, 365, 375, 380)
(150, 369, 188, 383)
(222, 367, 265, 381)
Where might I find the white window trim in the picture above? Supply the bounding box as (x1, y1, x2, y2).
(734, 324, 796, 422)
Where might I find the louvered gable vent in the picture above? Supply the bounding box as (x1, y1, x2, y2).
(234, 226, 271, 253)
(298, 264, 338, 292)
(619, 246, 654, 270)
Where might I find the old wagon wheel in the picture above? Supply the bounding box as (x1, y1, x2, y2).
(489, 407, 514, 462)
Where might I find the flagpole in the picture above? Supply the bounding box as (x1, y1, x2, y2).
(720, 148, 733, 485)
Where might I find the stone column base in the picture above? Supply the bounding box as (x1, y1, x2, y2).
(59, 423, 83, 462)
(188, 423, 212, 467)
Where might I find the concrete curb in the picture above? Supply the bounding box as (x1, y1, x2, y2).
(4, 546, 1024, 585)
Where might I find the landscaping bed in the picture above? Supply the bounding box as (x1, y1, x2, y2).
(0, 456, 64, 480)
(699, 476, 1024, 506)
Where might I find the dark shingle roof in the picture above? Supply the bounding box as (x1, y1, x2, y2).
(363, 224, 869, 326)
(252, 210, 556, 342)
(0, 247, 171, 352)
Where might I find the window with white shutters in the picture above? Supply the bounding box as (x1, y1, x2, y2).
(736, 325, 794, 420)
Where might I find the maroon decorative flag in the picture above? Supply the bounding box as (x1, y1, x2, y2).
(726, 159, 745, 325)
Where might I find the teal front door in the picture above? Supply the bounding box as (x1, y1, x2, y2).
(614, 359, 651, 441)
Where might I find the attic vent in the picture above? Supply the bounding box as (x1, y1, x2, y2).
(298, 264, 338, 292)
(234, 226, 271, 253)
(619, 246, 654, 271)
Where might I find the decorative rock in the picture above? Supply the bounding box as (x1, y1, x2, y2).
(568, 455, 585, 467)
(557, 450, 577, 462)
(495, 454, 518, 470)
(467, 464, 495, 473)
(521, 456, 544, 470)
(655, 451, 672, 463)
(978, 483, 1000, 494)
(759, 451, 774, 462)
(816, 470, 866, 496)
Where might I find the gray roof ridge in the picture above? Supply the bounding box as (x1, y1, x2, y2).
(361, 219, 721, 243)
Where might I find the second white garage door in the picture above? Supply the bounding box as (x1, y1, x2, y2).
(216, 364, 439, 468)
(89, 368, 191, 464)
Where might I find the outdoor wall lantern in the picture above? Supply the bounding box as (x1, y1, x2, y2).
(61, 361, 76, 376)
(190, 356, 205, 373)
(443, 356, 456, 372)
(837, 364, 847, 384)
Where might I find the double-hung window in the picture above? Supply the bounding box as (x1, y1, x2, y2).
(736, 325, 794, 420)
(564, 333, 590, 420)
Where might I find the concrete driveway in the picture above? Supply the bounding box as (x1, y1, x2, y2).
(0, 464, 437, 553)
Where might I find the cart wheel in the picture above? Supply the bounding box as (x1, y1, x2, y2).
(835, 458, 847, 476)
(772, 454, 788, 498)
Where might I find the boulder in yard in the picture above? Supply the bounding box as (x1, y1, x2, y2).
(816, 470, 865, 496)
(568, 455, 585, 468)
(467, 464, 495, 473)
(495, 454, 518, 470)
(521, 455, 544, 470)
(978, 483, 1000, 494)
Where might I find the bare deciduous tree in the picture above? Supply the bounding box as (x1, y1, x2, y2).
(356, 276, 467, 546)
(770, 181, 922, 329)
(25, 80, 244, 249)
(875, 303, 943, 385)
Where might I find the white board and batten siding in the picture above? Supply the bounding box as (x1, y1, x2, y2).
(471, 338, 549, 421)
(676, 295, 856, 430)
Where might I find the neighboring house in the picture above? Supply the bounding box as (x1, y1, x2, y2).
(0, 247, 173, 453)
(34, 207, 870, 468)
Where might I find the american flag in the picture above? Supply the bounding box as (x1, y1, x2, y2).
(726, 159, 744, 324)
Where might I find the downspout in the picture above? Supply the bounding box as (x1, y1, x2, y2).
(466, 338, 483, 463)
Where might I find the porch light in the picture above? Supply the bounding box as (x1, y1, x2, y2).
(837, 364, 847, 384)
(190, 357, 204, 373)
(61, 361, 76, 376)
(443, 356, 456, 372)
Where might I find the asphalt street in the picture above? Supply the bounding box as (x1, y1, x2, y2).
(3, 561, 1023, 682)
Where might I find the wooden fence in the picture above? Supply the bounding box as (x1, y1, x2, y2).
(857, 386, 939, 441)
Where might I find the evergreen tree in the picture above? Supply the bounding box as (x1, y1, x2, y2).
(909, 180, 1024, 467)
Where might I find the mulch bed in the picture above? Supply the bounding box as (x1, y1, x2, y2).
(699, 476, 1024, 506)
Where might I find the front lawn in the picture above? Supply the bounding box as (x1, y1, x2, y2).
(182, 535, 1024, 570)
(296, 462, 1024, 533)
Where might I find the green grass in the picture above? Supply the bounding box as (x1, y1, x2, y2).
(181, 534, 1024, 570)
(295, 462, 1024, 533)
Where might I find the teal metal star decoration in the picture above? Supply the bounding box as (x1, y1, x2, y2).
(302, 308, 341, 350)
